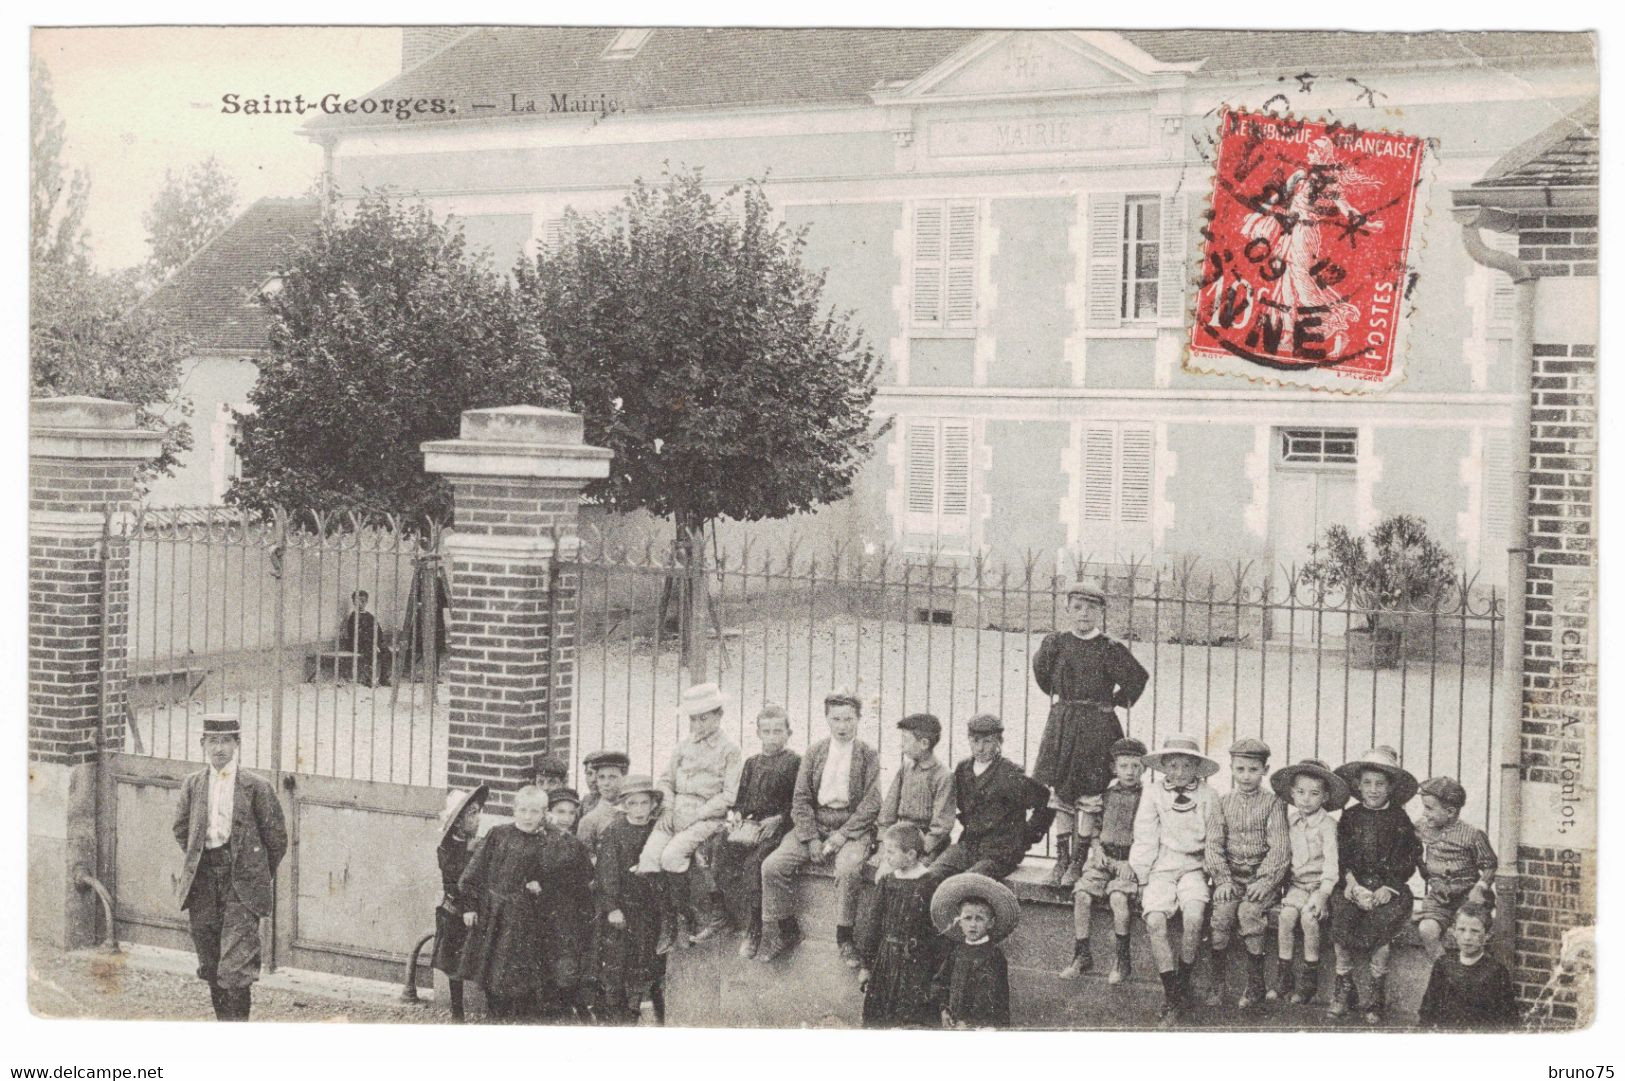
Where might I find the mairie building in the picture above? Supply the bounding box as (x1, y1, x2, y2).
(305, 28, 1597, 583)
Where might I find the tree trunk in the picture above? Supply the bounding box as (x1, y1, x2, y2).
(674, 514, 709, 687)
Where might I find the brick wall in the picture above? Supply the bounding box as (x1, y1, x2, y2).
(1515, 211, 1598, 277)
(1513, 327, 1597, 1024)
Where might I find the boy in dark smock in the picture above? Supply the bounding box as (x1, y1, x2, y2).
(715, 705, 800, 958)
(1416, 904, 1519, 1031)
(537, 787, 597, 1020)
(1031, 580, 1149, 887)
(595, 775, 667, 1025)
(458, 785, 553, 1021)
(929, 873, 1019, 1029)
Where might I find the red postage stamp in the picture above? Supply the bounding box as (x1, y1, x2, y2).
(1186, 109, 1428, 391)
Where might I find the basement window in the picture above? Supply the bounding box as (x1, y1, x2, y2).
(602, 29, 652, 60)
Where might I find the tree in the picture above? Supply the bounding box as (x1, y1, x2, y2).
(516, 169, 885, 672)
(230, 193, 569, 522)
(30, 56, 192, 481)
(143, 157, 239, 282)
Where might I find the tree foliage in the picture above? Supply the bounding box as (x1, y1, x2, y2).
(30, 55, 192, 480)
(230, 194, 569, 521)
(1298, 514, 1457, 628)
(516, 169, 885, 545)
(143, 157, 239, 282)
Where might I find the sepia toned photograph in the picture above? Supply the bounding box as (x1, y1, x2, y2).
(25, 22, 1599, 1041)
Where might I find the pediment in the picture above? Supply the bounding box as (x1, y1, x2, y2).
(877, 31, 1198, 103)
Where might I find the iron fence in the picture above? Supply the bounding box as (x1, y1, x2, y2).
(564, 535, 1508, 835)
(121, 505, 448, 787)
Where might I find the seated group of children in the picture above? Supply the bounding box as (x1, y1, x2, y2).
(1056, 732, 1513, 1029)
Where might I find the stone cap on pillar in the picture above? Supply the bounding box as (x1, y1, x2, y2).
(422, 405, 612, 481)
(31, 396, 166, 460)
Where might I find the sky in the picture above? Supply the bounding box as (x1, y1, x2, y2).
(32, 26, 403, 272)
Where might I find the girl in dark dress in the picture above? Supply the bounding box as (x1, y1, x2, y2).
(594, 775, 667, 1025)
(458, 785, 553, 1021)
(1328, 748, 1422, 1025)
(431, 784, 488, 1021)
(538, 788, 597, 1021)
(929, 873, 1020, 1029)
(858, 824, 943, 1028)
(1031, 581, 1149, 887)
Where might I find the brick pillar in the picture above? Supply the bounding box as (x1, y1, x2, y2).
(28, 397, 162, 948)
(423, 406, 611, 811)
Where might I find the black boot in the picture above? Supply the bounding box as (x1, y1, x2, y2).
(208, 983, 229, 1020)
(1110, 934, 1132, 985)
(1239, 951, 1267, 1009)
(1158, 968, 1184, 1026)
(449, 979, 466, 1022)
(1059, 938, 1092, 979)
(1266, 956, 1293, 1003)
(1292, 959, 1322, 1005)
(739, 912, 762, 959)
(1327, 970, 1356, 1019)
(1204, 947, 1227, 1006)
(1046, 835, 1072, 889)
(1363, 972, 1388, 1025)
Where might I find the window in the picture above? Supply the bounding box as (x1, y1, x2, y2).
(601, 29, 652, 60)
(211, 403, 247, 504)
(1484, 229, 1518, 336)
(1085, 192, 1185, 329)
(1481, 429, 1512, 562)
(1122, 195, 1161, 321)
(903, 417, 973, 551)
(541, 216, 565, 253)
(1279, 427, 1358, 467)
(1081, 422, 1154, 535)
(911, 200, 978, 329)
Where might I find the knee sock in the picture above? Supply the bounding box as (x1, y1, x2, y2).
(778, 917, 799, 936)
(1248, 951, 1266, 979)
(1159, 970, 1180, 1000)
(836, 924, 853, 946)
(1073, 937, 1089, 957)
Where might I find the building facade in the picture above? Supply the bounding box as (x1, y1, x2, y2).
(308, 29, 1596, 584)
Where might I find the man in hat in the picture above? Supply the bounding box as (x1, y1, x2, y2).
(759, 689, 882, 965)
(172, 714, 287, 1020)
(877, 713, 956, 864)
(641, 682, 743, 951)
(341, 589, 392, 686)
(1203, 738, 1290, 1009)
(927, 714, 1054, 883)
(1032, 578, 1148, 888)
(577, 750, 631, 858)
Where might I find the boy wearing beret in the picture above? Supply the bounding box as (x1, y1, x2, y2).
(1032, 579, 1149, 888)
(1059, 736, 1146, 984)
(1204, 738, 1290, 1009)
(1415, 776, 1498, 961)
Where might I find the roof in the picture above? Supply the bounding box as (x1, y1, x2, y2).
(1474, 98, 1599, 190)
(146, 198, 320, 354)
(307, 28, 1594, 132)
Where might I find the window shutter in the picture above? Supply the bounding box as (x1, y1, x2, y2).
(1482, 429, 1512, 558)
(1082, 425, 1117, 522)
(1485, 230, 1518, 330)
(939, 421, 972, 540)
(542, 216, 565, 253)
(1119, 426, 1154, 524)
(906, 420, 938, 520)
(912, 204, 945, 325)
(945, 201, 978, 327)
(1085, 193, 1126, 329)
(1157, 192, 1188, 324)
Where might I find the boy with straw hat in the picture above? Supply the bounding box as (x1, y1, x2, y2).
(1267, 758, 1347, 1005)
(1129, 732, 1220, 1025)
(930, 873, 1020, 1028)
(432, 784, 488, 1021)
(1328, 746, 1421, 1025)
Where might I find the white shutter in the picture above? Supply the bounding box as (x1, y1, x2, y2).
(1085, 193, 1126, 329)
(1157, 192, 1188, 324)
(912, 204, 945, 325)
(1119, 426, 1154, 524)
(1482, 428, 1512, 559)
(939, 421, 972, 541)
(1485, 230, 1518, 331)
(945, 201, 978, 327)
(906, 420, 938, 523)
(542, 216, 564, 252)
(1082, 425, 1117, 522)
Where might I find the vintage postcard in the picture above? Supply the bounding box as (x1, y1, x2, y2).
(25, 23, 1599, 1046)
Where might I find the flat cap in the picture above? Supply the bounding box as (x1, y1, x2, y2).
(1228, 737, 1272, 761)
(1110, 737, 1148, 759)
(1064, 578, 1107, 606)
(897, 713, 942, 742)
(966, 713, 1004, 737)
(583, 749, 631, 772)
(1419, 776, 1467, 810)
(548, 786, 582, 808)
(534, 752, 570, 778)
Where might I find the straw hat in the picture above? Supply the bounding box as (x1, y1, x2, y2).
(1141, 733, 1220, 778)
(200, 714, 242, 739)
(678, 682, 728, 717)
(1270, 759, 1350, 812)
(930, 873, 1021, 944)
(1336, 747, 1418, 807)
(439, 784, 489, 843)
